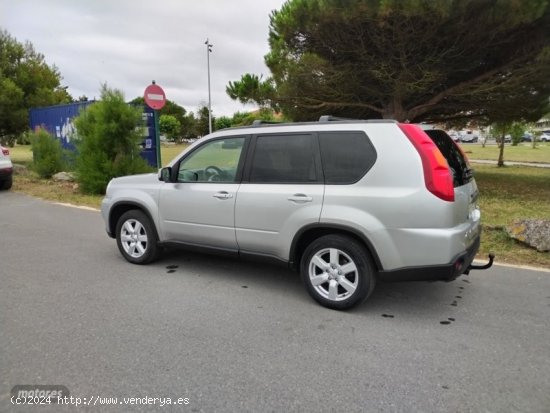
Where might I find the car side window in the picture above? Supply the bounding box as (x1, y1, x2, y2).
(249, 134, 318, 183)
(177, 137, 245, 183)
(318, 131, 377, 184)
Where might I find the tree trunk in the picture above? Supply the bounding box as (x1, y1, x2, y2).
(382, 99, 407, 122)
(497, 132, 505, 167)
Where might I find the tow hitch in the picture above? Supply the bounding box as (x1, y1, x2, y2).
(468, 253, 495, 271)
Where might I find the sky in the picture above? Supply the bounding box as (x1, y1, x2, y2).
(1, 0, 288, 116)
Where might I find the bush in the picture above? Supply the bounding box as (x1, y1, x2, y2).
(509, 123, 524, 146)
(0, 134, 16, 147)
(17, 130, 32, 145)
(31, 128, 65, 178)
(74, 85, 152, 194)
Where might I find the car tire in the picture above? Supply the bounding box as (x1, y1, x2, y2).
(115, 210, 159, 264)
(0, 176, 12, 190)
(300, 234, 376, 310)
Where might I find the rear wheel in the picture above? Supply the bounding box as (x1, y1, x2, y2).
(300, 234, 376, 310)
(115, 210, 159, 264)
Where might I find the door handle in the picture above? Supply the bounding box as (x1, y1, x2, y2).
(288, 194, 313, 203)
(213, 191, 233, 200)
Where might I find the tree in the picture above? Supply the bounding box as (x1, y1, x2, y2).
(226, 74, 276, 108)
(228, 0, 550, 123)
(159, 114, 181, 141)
(509, 123, 525, 146)
(215, 116, 232, 131)
(0, 29, 72, 145)
(195, 105, 213, 137)
(74, 85, 151, 194)
(130, 97, 188, 138)
(181, 112, 198, 140)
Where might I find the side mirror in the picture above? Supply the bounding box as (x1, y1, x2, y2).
(159, 167, 173, 182)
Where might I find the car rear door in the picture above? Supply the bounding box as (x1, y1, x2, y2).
(235, 133, 324, 261)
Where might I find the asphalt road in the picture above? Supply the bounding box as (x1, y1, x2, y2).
(1, 192, 549, 413)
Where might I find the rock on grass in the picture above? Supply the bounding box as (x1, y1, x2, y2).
(507, 219, 550, 252)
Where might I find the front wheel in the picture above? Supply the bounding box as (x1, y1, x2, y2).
(0, 176, 12, 190)
(115, 210, 159, 264)
(300, 235, 376, 310)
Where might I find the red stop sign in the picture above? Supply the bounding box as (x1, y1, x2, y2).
(144, 83, 166, 110)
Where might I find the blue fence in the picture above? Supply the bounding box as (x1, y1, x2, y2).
(29, 102, 158, 168)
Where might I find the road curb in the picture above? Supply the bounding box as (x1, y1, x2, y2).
(53, 202, 100, 212)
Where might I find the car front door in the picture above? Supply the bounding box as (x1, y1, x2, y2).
(159, 136, 247, 250)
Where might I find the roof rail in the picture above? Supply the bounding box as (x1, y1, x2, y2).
(319, 115, 398, 124)
(318, 115, 358, 122)
(251, 119, 283, 126)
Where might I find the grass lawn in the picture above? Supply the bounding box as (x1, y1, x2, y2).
(8, 144, 550, 268)
(473, 164, 550, 268)
(160, 143, 189, 166)
(460, 142, 550, 163)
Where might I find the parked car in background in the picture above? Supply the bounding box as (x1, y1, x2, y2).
(0, 145, 13, 190)
(459, 130, 478, 143)
(521, 133, 533, 142)
(448, 132, 461, 142)
(496, 135, 512, 144)
(540, 131, 550, 142)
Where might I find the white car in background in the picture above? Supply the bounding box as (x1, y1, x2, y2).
(459, 130, 479, 143)
(540, 130, 550, 142)
(0, 145, 13, 190)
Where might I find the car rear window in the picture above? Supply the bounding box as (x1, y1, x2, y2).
(318, 131, 376, 184)
(250, 134, 318, 183)
(424, 129, 473, 187)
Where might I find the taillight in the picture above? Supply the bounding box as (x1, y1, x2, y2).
(1, 148, 8, 156)
(399, 123, 454, 202)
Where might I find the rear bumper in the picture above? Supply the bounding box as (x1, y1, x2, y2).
(378, 235, 480, 282)
(0, 166, 13, 178)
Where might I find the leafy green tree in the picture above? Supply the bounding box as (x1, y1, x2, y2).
(490, 121, 527, 166)
(31, 128, 65, 178)
(0, 29, 72, 146)
(130, 97, 188, 137)
(74, 85, 152, 194)
(509, 123, 525, 146)
(195, 105, 213, 137)
(159, 114, 181, 141)
(228, 0, 550, 123)
(227, 108, 280, 127)
(181, 112, 198, 140)
(215, 116, 232, 130)
(226, 74, 276, 108)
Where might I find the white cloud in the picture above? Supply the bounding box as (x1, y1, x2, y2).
(1, 0, 286, 115)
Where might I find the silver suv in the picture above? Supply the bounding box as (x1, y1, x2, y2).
(101, 117, 489, 309)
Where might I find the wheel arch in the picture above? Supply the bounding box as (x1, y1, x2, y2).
(109, 201, 159, 241)
(289, 224, 383, 271)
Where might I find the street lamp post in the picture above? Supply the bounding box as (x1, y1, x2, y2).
(205, 38, 213, 134)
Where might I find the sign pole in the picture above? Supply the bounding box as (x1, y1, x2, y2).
(153, 109, 161, 168)
(143, 80, 167, 169)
